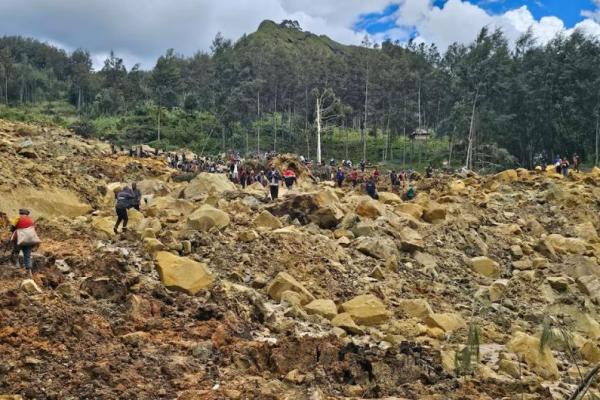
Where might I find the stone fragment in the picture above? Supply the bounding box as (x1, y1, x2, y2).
(341, 294, 389, 326)
(469, 256, 501, 278)
(331, 313, 364, 335)
(155, 251, 213, 295)
(304, 299, 338, 320)
(266, 272, 314, 305)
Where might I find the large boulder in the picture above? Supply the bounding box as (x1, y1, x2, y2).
(423, 313, 466, 333)
(356, 236, 400, 262)
(136, 179, 171, 196)
(399, 227, 424, 251)
(508, 332, 559, 380)
(187, 204, 230, 231)
(184, 173, 235, 199)
(266, 272, 314, 305)
(397, 298, 433, 319)
(495, 169, 518, 183)
(378, 192, 402, 205)
(253, 210, 283, 230)
(396, 203, 424, 219)
(146, 196, 196, 217)
(574, 221, 599, 243)
(331, 313, 364, 335)
(544, 234, 588, 255)
(356, 198, 384, 219)
(304, 299, 338, 320)
(91, 216, 116, 238)
(469, 256, 501, 278)
(155, 251, 214, 295)
(268, 188, 342, 226)
(422, 203, 446, 223)
(0, 187, 91, 219)
(341, 294, 389, 326)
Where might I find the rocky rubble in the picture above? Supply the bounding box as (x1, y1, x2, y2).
(3, 119, 600, 399)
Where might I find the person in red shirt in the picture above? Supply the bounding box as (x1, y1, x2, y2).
(10, 209, 36, 271)
(372, 167, 380, 182)
(350, 168, 359, 188)
(283, 167, 297, 189)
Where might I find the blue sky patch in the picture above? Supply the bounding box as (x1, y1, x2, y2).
(355, 1, 598, 36)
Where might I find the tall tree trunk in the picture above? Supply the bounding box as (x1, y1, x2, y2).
(157, 100, 161, 142)
(465, 88, 479, 170)
(257, 91, 261, 154)
(403, 97, 407, 169)
(316, 96, 322, 164)
(273, 91, 277, 152)
(594, 109, 600, 166)
(345, 120, 349, 160)
(363, 61, 369, 162)
(77, 86, 82, 111)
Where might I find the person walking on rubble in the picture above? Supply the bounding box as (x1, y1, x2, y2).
(9, 209, 40, 273)
(283, 167, 297, 190)
(114, 186, 134, 234)
(131, 182, 142, 211)
(266, 166, 282, 201)
(366, 177, 379, 200)
(335, 167, 345, 188)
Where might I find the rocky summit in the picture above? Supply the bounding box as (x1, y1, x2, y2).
(4, 120, 600, 399)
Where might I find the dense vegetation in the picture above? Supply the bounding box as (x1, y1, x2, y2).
(1, 20, 600, 169)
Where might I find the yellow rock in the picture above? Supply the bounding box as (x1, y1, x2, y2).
(266, 272, 314, 305)
(0, 187, 91, 219)
(397, 298, 433, 319)
(143, 237, 166, 254)
(580, 340, 600, 363)
(495, 169, 518, 183)
(356, 198, 384, 219)
(449, 180, 466, 194)
(331, 312, 364, 335)
(341, 294, 389, 326)
(378, 192, 402, 205)
(396, 203, 424, 219)
(469, 256, 501, 278)
(489, 279, 509, 302)
(422, 203, 446, 223)
(508, 331, 559, 380)
(253, 210, 283, 230)
(423, 313, 466, 333)
(91, 216, 116, 238)
(187, 204, 230, 231)
(238, 230, 259, 242)
(155, 251, 214, 295)
(304, 299, 338, 320)
(184, 173, 236, 199)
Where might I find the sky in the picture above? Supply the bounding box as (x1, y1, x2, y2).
(0, 0, 599, 70)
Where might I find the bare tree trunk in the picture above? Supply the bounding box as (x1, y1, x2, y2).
(77, 86, 82, 112)
(465, 88, 479, 170)
(363, 61, 369, 162)
(273, 91, 277, 152)
(157, 100, 161, 142)
(403, 97, 407, 169)
(594, 109, 600, 166)
(257, 91, 261, 154)
(345, 121, 349, 160)
(316, 96, 322, 164)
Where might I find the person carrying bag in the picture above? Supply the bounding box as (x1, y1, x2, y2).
(10, 209, 40, 272)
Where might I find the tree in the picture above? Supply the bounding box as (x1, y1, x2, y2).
(312, 88, 343, 164)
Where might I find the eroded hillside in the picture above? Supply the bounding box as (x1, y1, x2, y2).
(2, 120, 600, 399)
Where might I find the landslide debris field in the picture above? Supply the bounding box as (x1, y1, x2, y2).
(3, 120, 600, 400)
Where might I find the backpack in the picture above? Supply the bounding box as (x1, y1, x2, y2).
(16, 226, 41, 247)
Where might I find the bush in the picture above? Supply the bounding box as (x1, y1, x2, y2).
(68, 120, 97, 138)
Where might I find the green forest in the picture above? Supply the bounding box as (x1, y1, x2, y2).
(1, 19, 599, 170)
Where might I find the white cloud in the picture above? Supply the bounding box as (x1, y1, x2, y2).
(386, 0, 599, 50)
(0, 0, 599, 71)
